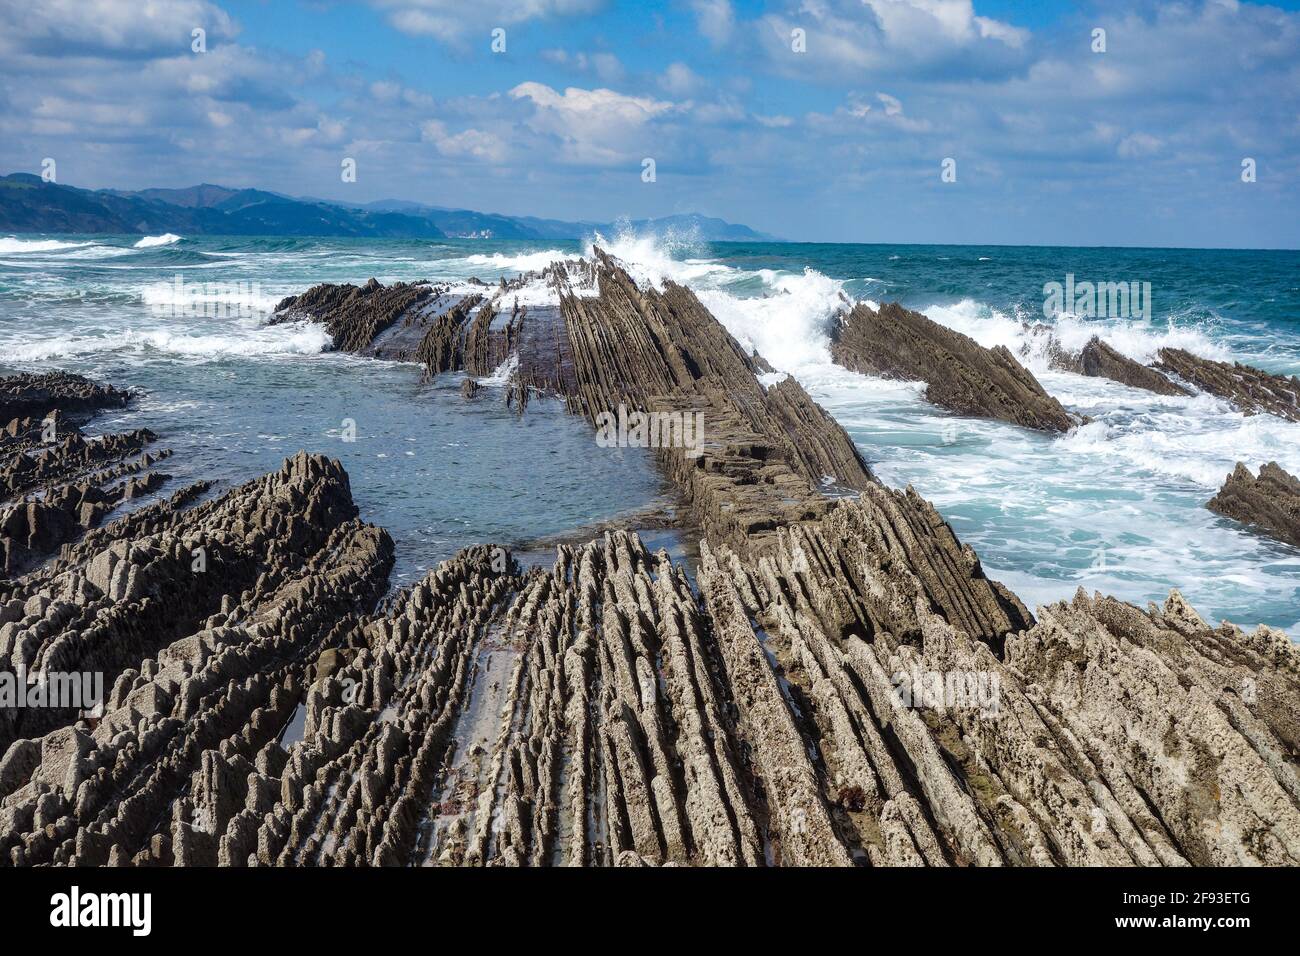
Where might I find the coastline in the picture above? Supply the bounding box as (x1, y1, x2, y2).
(2, 251, 1298, 867)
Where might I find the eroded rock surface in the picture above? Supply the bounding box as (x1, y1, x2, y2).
(4, 261, 1296, 869)
(0, 452, 393, 865)
(831, 302, 1079, 432)
(1156, 348, 1300, 421)
(1, 374, 170, 577)
(0, 372, 130, 423)
(1208, 462, 1300, 548)
(1053, 336, 1190, 396)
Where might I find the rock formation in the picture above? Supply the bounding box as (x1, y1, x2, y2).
(1156, 348, 1300, 421)
(1053, 336, 1190, 396)
(1, 374, 170, 577)
(0, 372, 130, 423)
(4, 257, 1292, 868)
(831, 302, 1080, 432)
(1208, 462, 1300, 548)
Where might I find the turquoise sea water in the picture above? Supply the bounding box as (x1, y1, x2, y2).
(0, 231, 1296, 634)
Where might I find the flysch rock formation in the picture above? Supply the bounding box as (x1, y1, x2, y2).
(1, 373, 172, 577)
(1, 452, 393, 864)
(1049, 335, 1190, 397)
(1208, 461, 1300, 549)
(831, 302, 1081, 432)
(1156, 347, 1300, 421)
(4, 255, 1297, 868)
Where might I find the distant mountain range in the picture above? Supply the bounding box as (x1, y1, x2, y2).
(0, 173, 777, 242)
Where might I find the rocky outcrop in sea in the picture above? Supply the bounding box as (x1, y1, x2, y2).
(1209, 461, 1300, 548)
(2, 255, 1297, 867)
(831, 302, 1080, 432)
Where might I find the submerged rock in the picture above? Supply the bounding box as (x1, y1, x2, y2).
(1208, 461, 1300, 548)
(831, 302, 1079, 432)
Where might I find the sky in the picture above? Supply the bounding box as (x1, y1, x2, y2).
(0, 0, 1297, 247)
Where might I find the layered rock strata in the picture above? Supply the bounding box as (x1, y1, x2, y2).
(1156, 348, 1300, 421)
(1052, 336, 1190, 396)
(5, 260, 1290, 868)
(6, 480, 1294, 866)
(0, 452, 393, 865)
(555, 252, 875, 554)
(1208, 462, 1300, 548)
(831, 302, 1079, 432)
(1, 374, 170, 577)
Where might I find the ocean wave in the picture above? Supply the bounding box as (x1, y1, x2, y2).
(8, 319, 331, 362)
(1057, 405, 1300, 490)
(134, 233, 183, 248)
(459, 249, 570, 272)
(140, 278, 281, 314)
(918, 298, 1231, 373)
(0, 237, 96, 254)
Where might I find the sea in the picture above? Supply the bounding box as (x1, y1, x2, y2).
(1, 230, 1296, 638)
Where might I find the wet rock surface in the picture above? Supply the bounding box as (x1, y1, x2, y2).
(1, 374, 170, 577)
(5, 259, 1297, 868)
(554, 252, 875, 554)
(832, 302, 1079, 432)
(1053, 336, 1190, 396)
(0, 372, 130, 423)
(1208, 461, 1300, 548)
(1156, 347, 1300, 421)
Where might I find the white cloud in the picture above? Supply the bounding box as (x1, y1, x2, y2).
(660, 63, 703, 97)
(370, 0, 602, 38)
(692, 0, 735, 45)
(876, 92, 904, 116)
(509, 82, 676, 165)
(0, 0, 237, 58)
(757, 0, 1031, 80)
(421, 120, 508, 162)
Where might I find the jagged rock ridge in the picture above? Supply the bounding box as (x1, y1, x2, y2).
(831, 302, 1080, 432)
(1156, 347, 1300, 421)
(1208, 461, 1300, 548)
(3, 260, 1295, 868)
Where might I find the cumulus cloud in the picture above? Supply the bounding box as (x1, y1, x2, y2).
(421, 120, 508, 162)
(0, 0, 237, 59)
(756, 0, 1032, 81)
(509, 82, 677, 165)
(0, 0, 1295, 245)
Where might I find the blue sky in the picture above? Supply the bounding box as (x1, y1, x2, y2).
(1, 0, 1297, 246)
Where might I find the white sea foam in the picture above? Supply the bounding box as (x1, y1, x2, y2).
(476, 353, 519, 386)
(459, 249, 570, 272)
(0, 237, 95, 253)
(8, 320, 330, 362)
(140, 278, 280, 314)
(917, 298, 1230, 374)
(134, 233, 183, 248)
